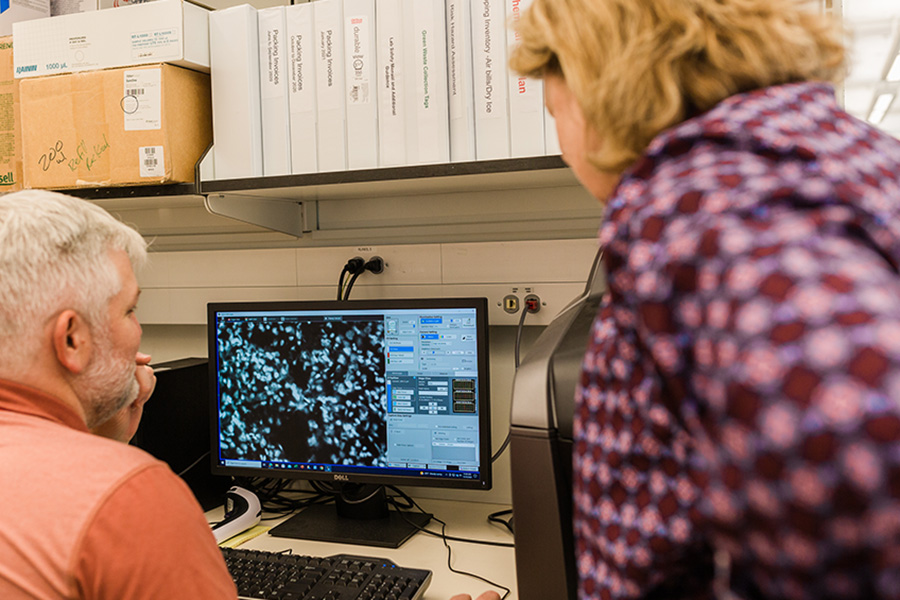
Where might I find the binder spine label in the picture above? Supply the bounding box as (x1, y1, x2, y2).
(347, 15, 371, 105)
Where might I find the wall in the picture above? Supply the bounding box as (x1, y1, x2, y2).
(136, 238, 601, 506)
(136, 239, 600, 327)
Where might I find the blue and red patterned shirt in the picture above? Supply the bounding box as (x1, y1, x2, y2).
(575, 82, 900, 599)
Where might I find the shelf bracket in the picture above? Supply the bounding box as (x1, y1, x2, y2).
(204, 193, 312, 238)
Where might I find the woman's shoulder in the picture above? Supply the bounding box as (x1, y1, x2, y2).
(603, 82, 900, 268)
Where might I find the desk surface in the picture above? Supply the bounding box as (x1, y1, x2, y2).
(208, 498, 518, 600)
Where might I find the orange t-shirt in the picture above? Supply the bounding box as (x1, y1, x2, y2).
(0, 378, 238, 599)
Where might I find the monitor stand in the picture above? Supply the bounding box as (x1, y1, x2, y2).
(268, 484, 432, 549)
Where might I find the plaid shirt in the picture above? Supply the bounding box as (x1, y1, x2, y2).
(576, 82, 900, 599)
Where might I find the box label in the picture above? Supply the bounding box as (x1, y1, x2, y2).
(123, 68, 161, 131)
(129, 27, 182, 62)
(139, 145, 164, 177)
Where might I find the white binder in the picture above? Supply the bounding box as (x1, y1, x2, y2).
(403, 0, 450, 165)
(544, 106, 561, 155)
(209, 4, 263, 179)
(286, 2, 319, 174)
(259, 6, 292, 176)
(506, 0, 543, 158)
(447, 0, 476, 162)
(344, 0, 378, 169)
(314, 0, 348, 172)
(376, 0, 407, 166)
(470, 0, 509, 159)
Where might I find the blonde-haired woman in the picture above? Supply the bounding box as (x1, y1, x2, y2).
(454, 1, 900, 599)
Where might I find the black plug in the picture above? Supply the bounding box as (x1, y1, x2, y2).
(341, 256, 386, 301)
(338, 256, 366, 300)
(345, 256, 366, 274)
(364, 256, 385, 274)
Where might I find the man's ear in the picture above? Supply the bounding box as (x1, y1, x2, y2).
(51, 309, 93, 375)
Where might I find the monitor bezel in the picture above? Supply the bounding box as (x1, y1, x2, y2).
(207, 297, 492, 491)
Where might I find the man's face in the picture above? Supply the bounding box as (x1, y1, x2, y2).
(74, 249, 143, 429)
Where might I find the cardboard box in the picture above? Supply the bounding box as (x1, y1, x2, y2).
(0, 36, 22, 191)
(12, 0, 209, 79)
(0, 0, 50, 37)
(20, 63, 211, 189)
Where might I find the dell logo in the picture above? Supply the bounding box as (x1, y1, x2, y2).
(333, 474, 349, 482)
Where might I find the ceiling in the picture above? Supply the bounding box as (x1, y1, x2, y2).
(840, 0, 900, 137)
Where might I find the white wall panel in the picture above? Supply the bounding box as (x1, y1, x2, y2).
(441, 239, 597, 284)
(136, 239, 601, 326)
(143, 248, 298, 288)
(294, 244, 444, 287)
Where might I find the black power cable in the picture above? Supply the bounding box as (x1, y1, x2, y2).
(487, 509, 514, 535)
(386, 487, 514, 548)
(232, 477, 332, 521)
(491, 299, 538, 463)
(176, 450, 211, 478)
(342, 256, 385, 300)
(386, 487, 512, 599)
(337, 257, 365, 300)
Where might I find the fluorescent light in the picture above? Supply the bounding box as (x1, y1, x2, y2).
(888, 54, 900, 82)
(869, 93, 896, 124)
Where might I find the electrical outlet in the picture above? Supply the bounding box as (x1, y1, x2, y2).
(524, 294, 541, 313)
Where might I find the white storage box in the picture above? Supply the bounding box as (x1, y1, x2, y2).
(12, 0, 209, 79)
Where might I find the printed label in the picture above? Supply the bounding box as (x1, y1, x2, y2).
(123, 69, 162, 131)
(130, 27, 181, 61)
(346, 14, 370, 105)
(139, 145, 164, 177)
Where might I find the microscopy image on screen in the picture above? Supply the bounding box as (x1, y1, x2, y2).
(215, 316, 387, 467)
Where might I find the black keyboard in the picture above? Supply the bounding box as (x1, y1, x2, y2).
(222, 547, 432, 600)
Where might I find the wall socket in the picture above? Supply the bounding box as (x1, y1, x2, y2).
(499, 287, 545, 316)
(503, 294, 520, 313)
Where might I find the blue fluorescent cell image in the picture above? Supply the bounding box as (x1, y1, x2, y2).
(215, 317, 388, 468)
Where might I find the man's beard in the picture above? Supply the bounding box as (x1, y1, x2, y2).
(74, 332, 138, 429)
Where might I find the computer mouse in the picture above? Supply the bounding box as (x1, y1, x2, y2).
(211, 486, 262, 543)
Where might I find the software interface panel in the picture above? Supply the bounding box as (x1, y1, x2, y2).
(212, 306, 483, 482)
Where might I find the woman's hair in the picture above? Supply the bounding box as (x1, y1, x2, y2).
(510, 0, 846, 172)
(0, 190, 148, 372)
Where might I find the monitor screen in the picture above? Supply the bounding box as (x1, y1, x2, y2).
(207, 298, 492, 492)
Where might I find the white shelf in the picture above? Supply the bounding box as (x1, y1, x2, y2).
(72, 156, 601, 251)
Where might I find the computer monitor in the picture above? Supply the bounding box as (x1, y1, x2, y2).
(207, 297, 491, 548)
